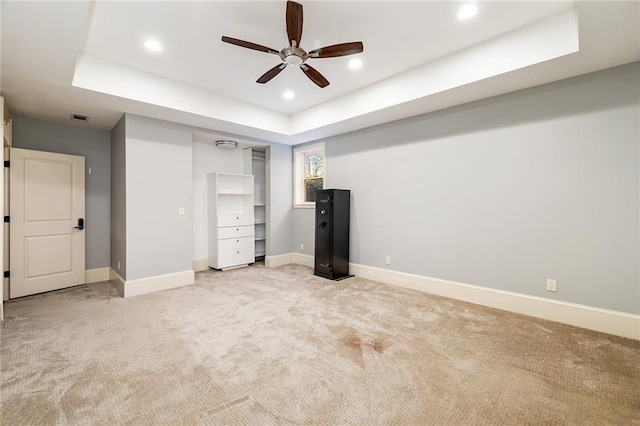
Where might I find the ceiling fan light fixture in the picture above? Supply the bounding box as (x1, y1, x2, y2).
(283, 90, 295, 99)
(215, 140, 238, 150)
(281, 46, 306, 65)
(285, 55, 303, 65)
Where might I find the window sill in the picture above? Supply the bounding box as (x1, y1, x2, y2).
(293, 204, 315, 209)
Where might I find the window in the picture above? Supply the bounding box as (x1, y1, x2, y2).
(294, 142, 325, 207)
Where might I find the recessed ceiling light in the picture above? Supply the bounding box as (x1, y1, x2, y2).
(348, 58, 363, 70)
(283, 90, 295, 99)
(144, 39, 163, 52)
(457, 4, 478, 20)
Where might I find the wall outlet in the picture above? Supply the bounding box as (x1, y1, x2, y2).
(178, 207, 185, 216)
(300, 243, 304, 251)
(546, 279, 557, 292)
(385, 255, 391, 265)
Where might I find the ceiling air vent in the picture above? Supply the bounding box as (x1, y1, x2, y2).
(70, 113, 89, 123)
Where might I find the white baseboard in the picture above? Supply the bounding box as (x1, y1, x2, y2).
(193, 258, 209, 272)
(350, 263, 639, 340)
(265, 252, 314, 268)
(291, 253, 314, 267)
(85, 267, 110, 284)
(265, 253, 297, 267)
(276, 253, 639, 340)
(109, 269, 195, 298)
(109, 269, 125, 296)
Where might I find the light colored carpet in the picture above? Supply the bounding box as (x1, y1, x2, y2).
(1, 264, 638, 425)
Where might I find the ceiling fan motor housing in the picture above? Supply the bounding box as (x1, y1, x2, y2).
(281, 46, 307, 66)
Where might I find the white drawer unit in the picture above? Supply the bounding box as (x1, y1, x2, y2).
(218, 247, 255, 269)
(218, 236, 254, 251)
(218, 225, 254, 239)
(218, 214, 253, 227)
(208, 172, 255, 270)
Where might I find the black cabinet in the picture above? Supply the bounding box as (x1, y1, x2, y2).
(314, 189, 351, 280)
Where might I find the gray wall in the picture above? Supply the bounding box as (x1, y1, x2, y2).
(267, 143, 293, 256)
(292, 62, 639, 315)
(124, 115, 193, 280)
(110, 116, 126, 277)
(292, 208, 315, 256)
(13, 116, 111, 270)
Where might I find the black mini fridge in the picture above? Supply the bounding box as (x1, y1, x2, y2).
(314, 189, 351, 280)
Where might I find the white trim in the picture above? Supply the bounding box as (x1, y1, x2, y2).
(265, 253, 314, 268)
(350, 263, 639, 340)
(265, 253, 297, 268)
(193, 258, 209, 272)
(291, 253, 314, 267)
(109, 268, 125, 296)
(109, 268, 124, 282)
(293, 142, 325, 206)
(85, 267, 110, 284)
(278, 253, 640, 340)
(114, 270, 195, 298)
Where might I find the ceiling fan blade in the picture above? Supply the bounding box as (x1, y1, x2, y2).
(308, 42, 364, 58)
(300, 64, 329, 88)
(221, 36, 279, 54)
(257, 64, 287, 84)
(286, 1, 303, 48)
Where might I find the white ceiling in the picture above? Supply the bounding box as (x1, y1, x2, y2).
(1, 1, 638, 146)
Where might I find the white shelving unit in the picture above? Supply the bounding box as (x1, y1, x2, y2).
(250, 149, 267, 258)
(208, 172, 255, 270)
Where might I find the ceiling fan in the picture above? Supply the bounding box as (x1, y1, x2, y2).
(221, 1, 364, 88)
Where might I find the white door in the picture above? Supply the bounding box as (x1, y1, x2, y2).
(10, 148, 85, 298)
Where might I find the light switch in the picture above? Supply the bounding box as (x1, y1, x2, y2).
(179, 207, 185, 216)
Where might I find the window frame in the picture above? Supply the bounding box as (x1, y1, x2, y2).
(293, 142, 326, 208)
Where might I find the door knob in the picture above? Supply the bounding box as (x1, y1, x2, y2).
(73, 218, 84, 230)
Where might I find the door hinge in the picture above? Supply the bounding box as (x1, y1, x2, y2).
(3, 160, 9, 168)
(3, 216, 8, 223)
(3, 271, 9, 278)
